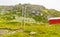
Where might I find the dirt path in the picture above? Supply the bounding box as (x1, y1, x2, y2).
(0, 29, 23, 36)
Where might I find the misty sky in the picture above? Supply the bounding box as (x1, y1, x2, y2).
(0, 0, 60, 11)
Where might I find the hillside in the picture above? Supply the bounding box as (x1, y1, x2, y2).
(0, 4, 60, 23)
(0, 4, 60, 37)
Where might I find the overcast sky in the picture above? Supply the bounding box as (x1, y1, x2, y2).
(0, 0, 60, 11)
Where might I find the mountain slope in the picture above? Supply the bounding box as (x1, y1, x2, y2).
(0, 4, 60, 23)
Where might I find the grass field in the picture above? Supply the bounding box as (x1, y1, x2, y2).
(0, 22, 60, 37)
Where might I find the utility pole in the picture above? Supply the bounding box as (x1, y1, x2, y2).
(21, 5, 27, 29)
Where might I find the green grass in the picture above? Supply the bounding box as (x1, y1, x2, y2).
(0, 22, 60, 37)
(0, 22, 21, 30)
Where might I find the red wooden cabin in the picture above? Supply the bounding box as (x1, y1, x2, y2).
(48, 17, 60, 25)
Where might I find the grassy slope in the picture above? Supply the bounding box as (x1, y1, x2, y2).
(0, 22, 60, 37)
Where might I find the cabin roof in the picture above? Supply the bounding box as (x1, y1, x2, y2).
(48, 17, 60, 20)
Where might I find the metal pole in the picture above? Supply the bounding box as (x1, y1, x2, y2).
(21, 5, 24, 29)
(21, 5, 27, 29)
(24, 5, 26, 29)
